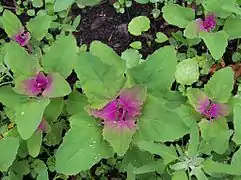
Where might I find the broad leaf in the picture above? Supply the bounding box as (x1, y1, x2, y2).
(5, 42, 40, 76)
(54, 0, 75, 12)
(103, 125, 135, 156)
(0, 86, 28, 109)
(187, 122, 199, 157)
(0, 137, 19, 171)
(172, 171, 188, 180)
(175, 58, 199, 85)
(199, 118, 232, 154)
(133, 159, 165, 175)
(27, 131, 42, 157)
(232, 147, 241, 168)
(233, 104, 241, 144)
(26, 14, 52, 40)
(2, 10, 23, 36)
(66, 91, 88, 115)
(135, 95, 189, 142)
(129, 46, 177, 93)
(44, 98, 64, 122)
(199, 31, 228, 60)
(224, 18, 241, 40)
(15, 98, 50, 140)
(162, 4, 195, 28)
(204, 67, 234, 103)
(90, 41, 125, 74)
(42, 73, 71, 98)
(75, 52, 125, 109)
(55, 113, 114, 175)
(76, 0, 101, 7)
(42, 35, 77, 78)
(137, 140, 178, 165)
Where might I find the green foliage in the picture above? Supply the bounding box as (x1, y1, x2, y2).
(0, 137, 19, 171)
(55, 113, 114, 175)
(162, 4, 195, 28)
(128, 16, 150, 36)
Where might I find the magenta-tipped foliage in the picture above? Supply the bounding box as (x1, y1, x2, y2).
(37, 119, 49, 133)
(196, 13, 216, 32)
(22, 72, 52, 96)
(88, 85, 146, 130)
(188, 89, 228, 121)
(13, 29, 31, 46)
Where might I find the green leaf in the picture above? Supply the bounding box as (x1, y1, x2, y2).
(121, 49, 142, 69)
(162, 4, 195, 28)
(90, 41, 126, 74)
(223, 18, 241, 40)
(233, 104, 241, 144)
(128, 16, 150, 36)
(54, 0, 75, 12)
(42, 35, 77, 78)
(129, 46, 177, 93)
(184, 20, 199, 39)
(66, 91, 88, 115)
(55, 113, 114, 175)
(172, 171, 188, 180)
(44, 98, 64, 122)
(135, 95, 189, 142)
(202, 0, 234, 18)
(26, 14, 52, 41)
(75, 52, 125, 109)
(199, 31, 228, 60)
(199, 118, 232, 154)
(0, 86, 28, 109)
(43, 121, 64, 146)
(27, 131, 42, 157)
(187, 122, 199, 156)
(43, 73, 71, 98)
(137, 140, 178, 164)
(15, 98, 50, 140)
(120, 145, 153, 171)
(0, 137, 19, 171)
(175, 58, 199, 85)
(103, 126, 135, 156)
(76, 0, 101, 7)
(5, 42, 40, 76)
(231, 147, 241, 168)
(2, 10, 23, 36)
(133, 159, 165, 175)
(204, 67, 234, 103)
(203, 159, 241, 175)
(155, 32, 168, 43)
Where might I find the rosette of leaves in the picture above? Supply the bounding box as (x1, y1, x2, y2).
(0, 31, 78, 173)
(55, 41, 191, 175)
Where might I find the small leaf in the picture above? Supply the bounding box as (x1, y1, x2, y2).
(27, 131, 43, 157)
(184, 20, 199, 39)
(204, 67, 234, 103)
(199, 31, 228, 60)
(26, 14, 52, 40)
(133, 159, 165, 175)
(137, 140, 178, 164)
(0, 137, 19, 171)
(172, 171, 188, 180)
(175, 58, 199, 85)
(187, 122, 199, 156)
(155, 32, 168, 43)
(128, 16, 150, 36)
(15, 98, 50, 140)
(162, 4, 195, 28)
(66, 91, 88, 115)
(55, 113, 114, 175)
(2, 10, 23, 36)
(121, 49, 142, 69)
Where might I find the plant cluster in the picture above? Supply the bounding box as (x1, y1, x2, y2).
(1, 0, 241, 180)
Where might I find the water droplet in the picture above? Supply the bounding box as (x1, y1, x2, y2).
(92, 141, 96, 144)
(21, 112, 25, 115)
